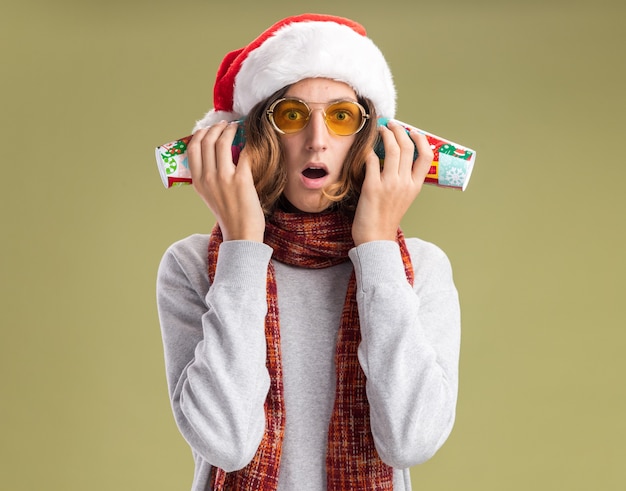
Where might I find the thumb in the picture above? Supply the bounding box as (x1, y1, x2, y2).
(363, 150, 382, 185)
(234, 147, 255, 182)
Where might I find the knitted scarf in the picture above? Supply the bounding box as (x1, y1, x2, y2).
(207, 210, 414, 490)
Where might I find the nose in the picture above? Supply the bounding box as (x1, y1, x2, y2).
(304, 109, 329, 152)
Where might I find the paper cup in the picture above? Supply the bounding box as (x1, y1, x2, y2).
(155, 136, 193, 188)
(155, 123, 246, 188)
(382, 119, 476, 191)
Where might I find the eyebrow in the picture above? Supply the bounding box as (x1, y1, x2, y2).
(282, 97, 359, 105)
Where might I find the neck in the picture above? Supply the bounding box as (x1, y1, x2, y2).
(277, 195, 340, 215)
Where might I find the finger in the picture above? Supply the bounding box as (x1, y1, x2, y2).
(387, 121, 418, 176)
(236, 145, 251, 171)
(187, 126, 211, 184)
(214, 121, 240, 175)
(233, 146, 255, 186)
(363, 148, 382, 183)
(378, 124, 400, 174)
(200, 122, 229, 177)
(409, 130, 435, 184)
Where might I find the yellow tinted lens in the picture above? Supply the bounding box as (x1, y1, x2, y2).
(272, 99, 310, 133)
(325, 101, 363, 135)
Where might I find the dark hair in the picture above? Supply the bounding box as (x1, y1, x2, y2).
(244, 86, 379, 216)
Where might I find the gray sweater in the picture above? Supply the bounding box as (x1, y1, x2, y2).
(157, 234, 460, 491)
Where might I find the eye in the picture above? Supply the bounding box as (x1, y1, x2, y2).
(329, 108, 356, 124)
(276, 101, 309, 122)
(284, 109, 306, 121)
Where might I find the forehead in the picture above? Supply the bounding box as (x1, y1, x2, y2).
(285, 77, 357, 102)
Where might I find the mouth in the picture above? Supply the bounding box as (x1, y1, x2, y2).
(302, 166, 328, 179)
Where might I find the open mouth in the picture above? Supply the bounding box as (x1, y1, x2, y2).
(302, 167, 328, 179)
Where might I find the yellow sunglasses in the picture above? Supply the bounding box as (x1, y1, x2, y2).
(266, 98, 370, 136)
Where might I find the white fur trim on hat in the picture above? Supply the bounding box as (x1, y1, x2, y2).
(234, 21, 395, 119)
(193, 110, 242, 133)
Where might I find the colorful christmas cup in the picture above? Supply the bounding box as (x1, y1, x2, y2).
(155, 123, 246, 188)
(377, 118, 476, 191)
(155, 135, 193, 188)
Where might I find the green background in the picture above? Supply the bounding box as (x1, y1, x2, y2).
(2, 0, 624, 489)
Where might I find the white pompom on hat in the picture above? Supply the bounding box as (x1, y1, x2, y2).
(193, 13, 396, 132)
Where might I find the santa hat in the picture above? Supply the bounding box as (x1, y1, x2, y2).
(193, 13, 396, 132)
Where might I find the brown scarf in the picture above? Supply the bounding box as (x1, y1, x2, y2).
(208, 210, 414, 490)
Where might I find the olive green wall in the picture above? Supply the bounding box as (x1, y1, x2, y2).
(1, 0, 624, 489)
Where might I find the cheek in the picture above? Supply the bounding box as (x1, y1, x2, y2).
(278, 138, 299, 169)
(282, 151, 297, 174)
(337, 137, 356, 162)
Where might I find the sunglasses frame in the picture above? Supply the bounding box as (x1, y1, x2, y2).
(266, 97, 370, 136)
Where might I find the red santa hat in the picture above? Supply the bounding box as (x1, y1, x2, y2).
(193, 13, 396, 132)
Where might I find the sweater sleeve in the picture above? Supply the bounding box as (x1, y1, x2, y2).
(349, 239, 461, 469)
(156, 235, 273, 471)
